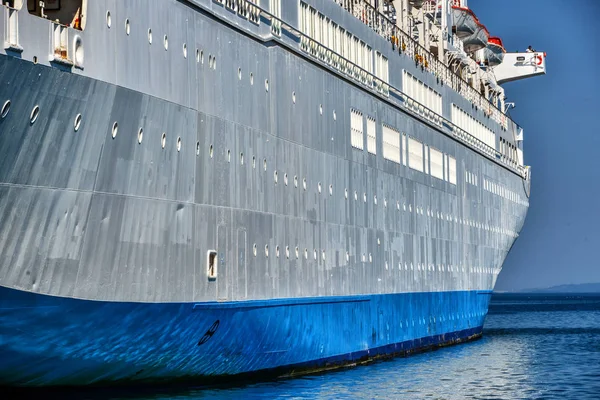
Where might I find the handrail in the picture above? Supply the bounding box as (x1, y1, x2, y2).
(209, 0, 525, 177)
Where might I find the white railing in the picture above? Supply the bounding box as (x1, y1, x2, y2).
(215, 0, 261, 25)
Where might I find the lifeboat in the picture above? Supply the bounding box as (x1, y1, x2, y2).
(452, 6, 478, 38)
(462, 20, 490, 54)
(475, 37, 506, 67)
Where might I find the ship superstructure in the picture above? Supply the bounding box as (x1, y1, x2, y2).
(0, 0, 544, 386)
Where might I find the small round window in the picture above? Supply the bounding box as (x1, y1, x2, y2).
(1, 100, 11, 119)
(73, 114, 82, 131)
(30, 105, 40, 124)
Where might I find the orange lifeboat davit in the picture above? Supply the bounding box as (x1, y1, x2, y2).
(462, 20, 490, 54)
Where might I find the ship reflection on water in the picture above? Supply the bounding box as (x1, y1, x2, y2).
(6, 294, 600, 400)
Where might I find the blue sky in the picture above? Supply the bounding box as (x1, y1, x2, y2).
(471, 0, 600, 290)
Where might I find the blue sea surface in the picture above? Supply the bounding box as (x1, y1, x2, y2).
(26, 294, 600, 399)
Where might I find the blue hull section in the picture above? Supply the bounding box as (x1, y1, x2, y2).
(0, 286, 491, 387)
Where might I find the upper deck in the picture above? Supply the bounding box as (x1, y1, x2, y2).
(0, 0, 532, 177)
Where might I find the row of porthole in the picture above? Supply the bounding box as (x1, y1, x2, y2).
(111, 122, 183, 151)
(209, 146, 517, 237)
(106, 11, 218, 69)
(104, 11, 344, 114)
(0, 101, 84, 132)
(249, 242, 500, 275)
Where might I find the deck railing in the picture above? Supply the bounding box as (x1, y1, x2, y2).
(209, 0, 524, 176)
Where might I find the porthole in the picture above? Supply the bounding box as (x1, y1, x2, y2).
(276, 246, 280, 258)
(212, 56, 217, 69)
(377, 238, 381, 245)
(292, 91, 296, 104)
(354, 191, 358, 201)
(362, 254, 366, 262)
(265, 79, 269, 92)
(209, 145, 214, 158)
(303, 178, 307, 191)
(177, 137, 182, 152)
(294, 176, 298, 188)
(33, 56, 38, 64)
(200, 50, 204, 64)
(333, 110, 337, 120)
(161, 133, 166, 149)
(374, 195, 378, 205)
(73, 113, 82, 131)
(240, 152, 244, 165)
(196, 49, 200, 62)
(285, 246, 290, 259)
(346, 252, 349, 262)
(284, 173, 288, 186)
(265, 245, 269, 257)
(313, 250, 317, 260)
(363, 193, 367, 203)
(295, 247, 299, 259)
(274, 170, 278, 184)
(111, 122, 118, 139)
(384, 198, 388, 208)
(253, 244, 257, 257)
(106, 11, 112, 28)
(125, 19, 130, 35)
(29, 105, 40, 124)
(250, 73, 254, 85)
(252, 156, 256, 169)
(322, 250, 326, 261)
(368, 253, 372, 262)
(238, 67, 242, 80)
(345, 188, 348, 199)
(1, 100, 11, 119)
(227, 149, 231, 162)
(137, 128, 143, 144)
(163, 35, 168, 50)
(263, 159, 267, 171)
(329, 184, 333, 196)
(148, 29, 152, 44)
(397, 201, 400, 210)
(196, 141, 200, 156)
(183, 43, 187, 58)
(318, 182, 322, 193)
(319, 104, 323, 115)
(304, 248, 308, 259)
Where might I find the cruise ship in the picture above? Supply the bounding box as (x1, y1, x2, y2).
(0, 0, 545, 387)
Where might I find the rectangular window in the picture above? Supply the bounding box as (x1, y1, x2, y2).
(402, 133, 407, 166)
(351, 109, 364, 150)
(430, 147, 444, 180)
(452, 104, 495, 148)
(424, 145, 429, 175)
(382, 124, 401, 163)
(403, 71, 441, 114)
(366, 116, 376, 154)
(408, 137, 424, 172)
